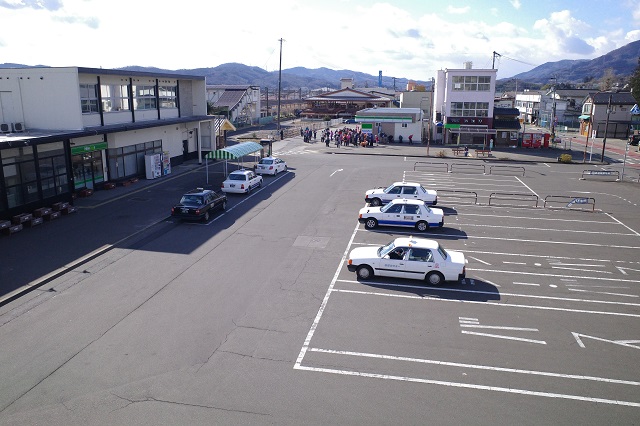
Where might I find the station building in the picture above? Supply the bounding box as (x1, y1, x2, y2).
(0, 67, 221, 220)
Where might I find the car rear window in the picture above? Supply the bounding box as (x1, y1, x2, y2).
(229, 174, 246, 180)
(181, 195, 203, 205)
(260, 159, 273, 164)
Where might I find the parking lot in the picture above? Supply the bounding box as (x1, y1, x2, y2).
(2, 139, 640, 424)
(295, 161, 640, 410)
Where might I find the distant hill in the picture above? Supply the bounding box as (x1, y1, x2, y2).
(3, 39, 639, 89)
(507, 39, 640, 84)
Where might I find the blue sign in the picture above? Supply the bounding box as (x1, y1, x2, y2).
(631, 104, 640, 115)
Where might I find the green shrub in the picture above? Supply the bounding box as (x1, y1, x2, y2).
(558, 154, 572, 163)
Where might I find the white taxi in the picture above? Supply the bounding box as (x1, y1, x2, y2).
(365, 182, 437, 206)
(221, 170, 263, 194)
(359, 199, 444, 232)
(256, 156, 287, 175)
(347, 237, 466, 286)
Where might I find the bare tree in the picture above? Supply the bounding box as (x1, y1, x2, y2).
(599, 68, 617, 91)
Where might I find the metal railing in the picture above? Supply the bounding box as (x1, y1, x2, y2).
(580, 170, 620, 181)
(489, 165, 526, 177)
(543, 195, 596, 212)
(413, 162, 449, 173)
(489, 192, 539, 208)
(436, 190, 478, 204)
(450, 163, 486, 174)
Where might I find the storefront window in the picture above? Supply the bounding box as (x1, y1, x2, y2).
(106, 140, 162, 180)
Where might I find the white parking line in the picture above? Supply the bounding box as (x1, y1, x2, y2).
(299, 350, 640, 407)
(461, 330, 547, 344)
(331, 286, 640, 317)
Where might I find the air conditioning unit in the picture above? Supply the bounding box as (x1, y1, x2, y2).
(0, 123, 9, 133)
(12, 122, 24, 132)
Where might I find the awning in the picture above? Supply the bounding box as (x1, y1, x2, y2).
(220, 119, 237, 131)
(206, 141, 262, 160)
(578, 115, 590, 120)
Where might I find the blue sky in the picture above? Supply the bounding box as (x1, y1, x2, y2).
(0, 0, 638, 82)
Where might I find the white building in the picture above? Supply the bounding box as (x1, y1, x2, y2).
(433, 65, 497, 145)
(206, 85, 261, 126)
(355, 107, 422, 142)
(0, 66, 219, 219)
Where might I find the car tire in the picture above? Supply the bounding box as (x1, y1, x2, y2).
(274, 168, 278, 176)
(416, 221, 429, 232)
(356, 265, 374, 280)
(284, 165, 287, 172)
(426, 271, 444, 286)
(203, 211, 210, 222)
(364, 218, 378, 230)
(370, 198, 382, 206)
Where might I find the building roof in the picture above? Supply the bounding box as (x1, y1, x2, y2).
(305, 87, 391, 103)
(591, 91, 636, 105)
(493, 119, 521, 130)
(212, 90, 245, 109)
(493, 107, 520, 116)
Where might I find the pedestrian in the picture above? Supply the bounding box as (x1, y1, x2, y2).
(408, 134, 413, 144)
(398, 135, 403, 143)
(280, 129, 284, 140)
(314, 130, 317, 140)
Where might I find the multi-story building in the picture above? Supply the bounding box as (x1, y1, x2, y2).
(0, 67, 218, 220)
(206, 85, 260, 127)
(432, 64, 497, 145)
(579, 91, 636, 139)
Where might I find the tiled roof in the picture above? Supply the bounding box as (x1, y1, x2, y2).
(213, 90, 245, 109)
(493, 119, 521, 130)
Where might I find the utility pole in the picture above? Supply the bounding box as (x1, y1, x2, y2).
(550, 76, 557, 143)
(277, 38, 283, 132)
(265, 87, 269, 117)
(601, 94, 612, 162)
(492, 51, 501, 69)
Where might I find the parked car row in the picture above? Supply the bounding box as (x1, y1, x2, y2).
(171, 157, 287, 222)
(347, 181, 467, 286)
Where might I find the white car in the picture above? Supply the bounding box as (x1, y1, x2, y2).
(347, 237, 466, 286)
(365, 182, 437, 206)
(359, 199, 444, 232)
(256, 157, 287, 175)
(221, 170, 263, 194)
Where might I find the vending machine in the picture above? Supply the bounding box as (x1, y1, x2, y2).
(162, 151, 171, 176)
(145, 153, 162, 179)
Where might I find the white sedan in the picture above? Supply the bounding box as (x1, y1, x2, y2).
(365, 182, 437, 206)
(221, 170, 263, 194)
(347, 237, 466, 286)
(359, 199, 444, 232)
(256, 157, 287, 175)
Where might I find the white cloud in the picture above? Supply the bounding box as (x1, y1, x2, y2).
(509, 0, 521, 10)
(446, 5, 470, 14)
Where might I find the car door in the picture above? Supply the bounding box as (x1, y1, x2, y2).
(405, 248, 435, 280)
(381, 203, 403, 226)
(378, 246, 409, 278)
(401, 186, 419, 200)
(402, 204, 420, 225)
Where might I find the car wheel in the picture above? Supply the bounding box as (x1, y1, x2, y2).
(274, 168, 278, 176)
(203, 211, 210, 222)
(247, 186, 252, 194)
(426, 271, 444, 286)
(370, 198, 382, 206)
(416, 221, 429, 232)
(356, 265, 374, 280)
(364, 218, 378, 230)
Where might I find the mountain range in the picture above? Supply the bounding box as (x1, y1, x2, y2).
(2, 40, 639, 90)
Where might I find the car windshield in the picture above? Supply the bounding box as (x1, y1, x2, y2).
(228, 174, 246, 181)
(180, 195, 203, 205)
(437, 243, 448, 260)
(377, 241, 395, 257)
(260, 159, 273, 165)
(383, 184, 397, 194)
(380, 203, 396, 213)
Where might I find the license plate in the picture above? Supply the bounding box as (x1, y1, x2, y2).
(181, 208, 189, 213)
(230, 184, 235, 187)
